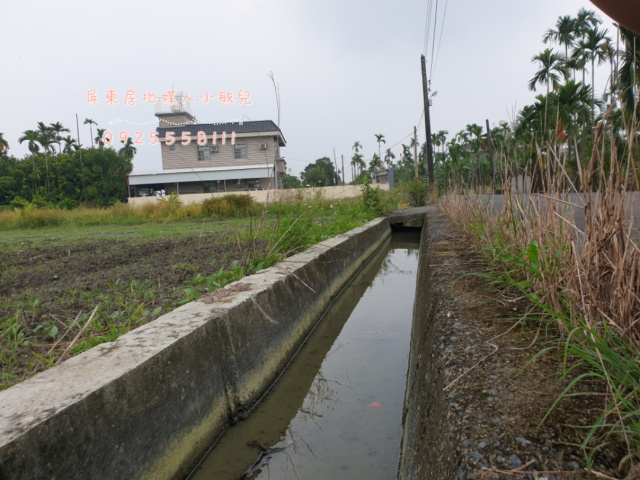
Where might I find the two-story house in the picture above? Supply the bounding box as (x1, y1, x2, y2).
(128, 109, 286, 196)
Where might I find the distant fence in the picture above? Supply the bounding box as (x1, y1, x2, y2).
(127, 184, 389, 207)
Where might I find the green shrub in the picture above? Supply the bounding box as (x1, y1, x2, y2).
(16, 204, 65, 229)
(406, 178, 426, 206)
(360, 177, 383, 215)
(201, 194, 261, 218)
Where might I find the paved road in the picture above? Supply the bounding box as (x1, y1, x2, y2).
(468, 193, 640, 242)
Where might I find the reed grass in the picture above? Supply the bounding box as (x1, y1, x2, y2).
(0, 193, 265, 231)
(439, 103, 640, 468)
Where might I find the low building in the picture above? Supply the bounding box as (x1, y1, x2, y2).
(128, 110, 286, 196)
(371, 168, 395, 189)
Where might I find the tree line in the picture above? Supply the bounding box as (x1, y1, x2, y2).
(291, 8, 640, 192)
(0, 120, 136, 208)
(432, 8, 640, 190)
(289, 133, 432, 188)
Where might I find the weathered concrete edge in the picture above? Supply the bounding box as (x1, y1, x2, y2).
(0, 217, 391, 480)
(398, 205, 456, 479)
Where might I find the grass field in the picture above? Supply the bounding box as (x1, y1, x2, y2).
(0, 189, 403, 390)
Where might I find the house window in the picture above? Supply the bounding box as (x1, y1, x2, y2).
(204, 181, 217, 193)
(197, 146, 211, 161)
(169, 143, 180, 151)
(234, 144, 247, 159)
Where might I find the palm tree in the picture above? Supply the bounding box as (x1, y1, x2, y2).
(401, 144, 413, 166)
(384, 148, 395, 168)
(574, 27, 612, 112)
(543, 15, 576, 61)
(49, 122, 70, 154)
(446, 137, 467, 182)
(571, 9, 603, 85)
(432, 130, 448, 156)
(351, 152, 365, 178)
(19, 130, 40, 192)
(465, 124, 484, 151)
(439, 130, 449, 151)
(119, 137, 137, 159)
(369, 153, 383, 171)
(529, 48, 569, 95)
(352, 141, 362, 154)
(85, 118, 97, 148)
(555, 81, 594, 133)
(465, 123, 486, 186)
(0, 132, 8, 155)
(374, 134, 385, 161)
(48, 121, 70, 186)
(95, 128, 106, 148)
(575, 8, 601, 36)
(37, 125, 55, 194)
(455, 130, 469, 145)
(515, 98, 549, 142)
(618, 26, 640, 117)
(63, 136, 79, 154)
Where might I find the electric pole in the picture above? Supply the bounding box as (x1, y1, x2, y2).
(413, 126, 418, 178)
(341, 154, 345, 185)
(421, 55, 435, 188)
(485, 119, 495, 192)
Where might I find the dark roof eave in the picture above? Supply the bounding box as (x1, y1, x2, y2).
(157, 120, 286, 146)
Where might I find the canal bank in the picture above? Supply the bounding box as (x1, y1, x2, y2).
(399, 205, 629, 479)
(0, 216, 394, 480)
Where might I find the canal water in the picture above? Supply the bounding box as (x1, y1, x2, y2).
(189, 231, 421, 480)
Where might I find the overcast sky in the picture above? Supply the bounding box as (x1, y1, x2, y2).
(1, 0, 616, 181)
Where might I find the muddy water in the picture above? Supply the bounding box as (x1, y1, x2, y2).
(189, 231, 421, 480)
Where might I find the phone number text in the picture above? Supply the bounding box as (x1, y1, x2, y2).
(102, 131, 237, 146)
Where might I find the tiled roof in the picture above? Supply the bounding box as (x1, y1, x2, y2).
(157, 120, 281, 136)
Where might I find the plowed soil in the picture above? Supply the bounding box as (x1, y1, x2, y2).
(0, 224, 249, 389)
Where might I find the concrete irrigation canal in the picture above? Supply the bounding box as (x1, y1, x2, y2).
(188, 231, 421, 479)
(0, 206, 620, 479)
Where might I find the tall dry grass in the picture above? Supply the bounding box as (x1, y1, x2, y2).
(0, 193, 263, 230)
(439, 105, 640, 467)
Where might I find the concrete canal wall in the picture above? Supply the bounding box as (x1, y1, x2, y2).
(0, 217, 391, 480)
(399, 205, 456, 479)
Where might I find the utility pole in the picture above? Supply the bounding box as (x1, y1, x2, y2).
(421, 54, 435, 188)
(341, 154, 345, 185)
(413, 126, 418, 178)
(333, 148, 339, 185)
(485, 119, 495, 192)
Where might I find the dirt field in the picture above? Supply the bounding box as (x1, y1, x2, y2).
(0, 220, 252, 389)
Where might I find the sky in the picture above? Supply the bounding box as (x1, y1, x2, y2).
(1, 0, 616, 182)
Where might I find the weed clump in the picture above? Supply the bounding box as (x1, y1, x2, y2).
(16, 205, 65, 229)
(360, 176, 384, 215)
(405, 178, 426, 206)
(201, 194, 261, 218)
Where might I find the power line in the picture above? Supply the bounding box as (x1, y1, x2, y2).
(423, 0, 434, 57)
(431, 0, 449, 82)
(388, 131, 414, 151)
(429, 0, 439, 79)
(417, 109, 425, 132)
